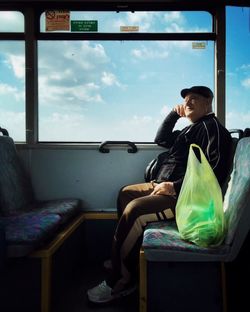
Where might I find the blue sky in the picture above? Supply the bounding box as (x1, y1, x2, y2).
(0, 7, 249, 141)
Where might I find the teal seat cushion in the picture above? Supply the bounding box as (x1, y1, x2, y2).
(35, 199, 80, 224)
(143, 220, 229, 260)
(0, 212, 61, 257)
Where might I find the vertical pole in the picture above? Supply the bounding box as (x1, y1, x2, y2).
(140, 249, 147, 312)
(214, 6, 226, 126)
(41, 256, 52, 312)
(221, 262, 227, 312)
(24, 7, 38, 144)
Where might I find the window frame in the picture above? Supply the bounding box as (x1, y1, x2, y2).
(0, 3, 225, 145)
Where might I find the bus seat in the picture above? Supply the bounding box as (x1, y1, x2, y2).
(0, 131, 81, 257)
(243, 128, 250, 137)
(140, 137, 250, 312)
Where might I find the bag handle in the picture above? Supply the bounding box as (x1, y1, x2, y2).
(189, 143, 209, 164)
(188, 143, 217, 180)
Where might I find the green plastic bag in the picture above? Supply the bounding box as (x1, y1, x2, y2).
(176, 144, 225, 247)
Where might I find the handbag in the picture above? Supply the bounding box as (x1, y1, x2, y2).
(176, 144, 225, 247)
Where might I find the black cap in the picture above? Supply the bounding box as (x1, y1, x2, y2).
(181, 86, 214, 99)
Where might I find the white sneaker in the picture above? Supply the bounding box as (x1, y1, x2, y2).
(87, 280, 136, 303)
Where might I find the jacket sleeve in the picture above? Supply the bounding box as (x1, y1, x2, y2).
(154, 111, 181, 148)
(194, 122, 220, 171)
(173, 178, 184, 195)
(191, 118, 232, 186)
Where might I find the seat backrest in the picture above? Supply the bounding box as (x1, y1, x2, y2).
(0, 136, 35, 216)
(221, 129, 242, 196)
(243, 128, 250, 137)
(223, 137, 250, 260)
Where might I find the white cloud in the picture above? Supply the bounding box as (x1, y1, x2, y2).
(115, 114, 156, 141)
(163, 11, 208, 33)
(131, 46, 169, 60)
(112, 12, 155, 32)
(226, 111, 250, 130)
(37, 41, 112, 109)
(125, 115, 153, 125)
(165, 22, 184, 33)
(0, 109, 25, 141)
(7, 55, 25, 79)
(164, 23, 207, 33)
(0, 12, 24, 32)
(164, 11, 184, 23)
(160, 105, 171, 116)
(39, 76, 103, 109)
(0, 83, 24, 101)
(237, 64, 250, 71)
(241, 78, 250, 88)
(39, 112, 87, 141)
(0, 83, 17, 94)
(101, 71, 122, 87)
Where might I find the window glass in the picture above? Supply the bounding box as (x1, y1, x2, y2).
(0, 11, 24, 32)
(0, 41, 25, 141)
(226, 7, 250, 131)
(38, 39, 214, 142)
(40, 11, 212, 33)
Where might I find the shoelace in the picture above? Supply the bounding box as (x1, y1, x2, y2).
(98, 281, 110, 293)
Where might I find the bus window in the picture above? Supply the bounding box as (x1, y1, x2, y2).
(38, 10, 214, 142)
(226, 6, 250, 131)
(0, 11, 25, 141)
(0, 11, 24, 32)
(40, 11, 212, 33)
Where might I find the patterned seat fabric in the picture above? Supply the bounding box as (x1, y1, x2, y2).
(143, 220, 229, 255)
(0, 211, 61, 257)
(0, 136, 34, 217)
(0, 135, 81, 257)
(34, 199, 80, 224)
(143, 137, 250, 261)
(223, 137, 250, 244)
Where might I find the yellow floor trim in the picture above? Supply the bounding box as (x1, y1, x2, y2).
(31, 213, 85, 258)
(29, 211, 117, 312)
(82, 211, 118, 220)
(30, 213, 85, 312)
(40, 256, 52, 312)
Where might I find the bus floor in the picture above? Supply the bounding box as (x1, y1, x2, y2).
(52, 263, 139, 312)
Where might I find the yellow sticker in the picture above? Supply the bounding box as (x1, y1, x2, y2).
(120, 26, 139, 32)
(192, 42, 206, 49)
(46, 10, 70, 31)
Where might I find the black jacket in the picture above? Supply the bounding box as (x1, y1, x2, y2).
(154, 111, 232, 195)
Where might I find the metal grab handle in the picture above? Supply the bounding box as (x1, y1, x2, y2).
(0, 127, 9, 136)
(99, 141, 138, 153)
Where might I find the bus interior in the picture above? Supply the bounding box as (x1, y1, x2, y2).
(0, 1, 250, 312)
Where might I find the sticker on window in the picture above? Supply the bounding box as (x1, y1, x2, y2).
(120, 26, 139, 32)
(192, 42, 207, 49)
(71, 20, 98, 32)
(45, 10, 70, 31)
